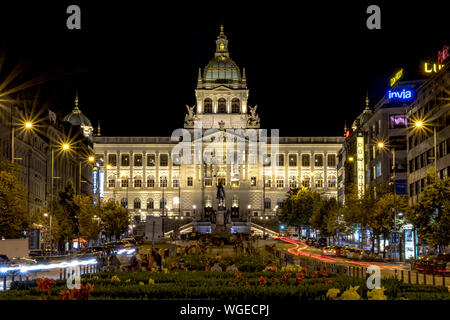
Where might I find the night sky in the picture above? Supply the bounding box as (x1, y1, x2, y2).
(0, 1, 448, 137)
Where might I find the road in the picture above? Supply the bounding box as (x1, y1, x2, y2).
(276, 236, 448, 288)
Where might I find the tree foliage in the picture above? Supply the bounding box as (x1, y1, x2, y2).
(100, 200, 129, 240)
(0, 161, 28, 238)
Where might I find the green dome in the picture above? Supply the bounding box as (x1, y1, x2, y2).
(204, 56, 241, 82)
(63, 106, 92, 127)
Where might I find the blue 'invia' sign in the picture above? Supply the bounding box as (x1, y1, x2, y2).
(387, 89, 414, 101)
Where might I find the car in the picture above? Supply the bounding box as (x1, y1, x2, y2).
(80, 246, 104, 256)
(416, 253, 450, 275)
(322, 246, 340, 256)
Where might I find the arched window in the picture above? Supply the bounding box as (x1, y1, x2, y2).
(134, 176, 142, 188)
(121, 176, 129, 188)
(160, 176, 167, 188)
(134, 198, 141, 209)
(147, 175, 155, 188)
(264, 198, 271, 209)
(160, 198, 167, 209)
(218, 98, 226, 113)
(108, 175, 116, 188)
(302, 175, 310, 188)
(328, 175, 337, 188)
(204, 98, 212, 113)
(277, 199, 284, 209)
(147, 198, 154, 209)
(315, 174, 323, 188)
(231, 98, 240, 113)
(121, 198, 128, 208)
(289, 176, 298, 189)
(276, 175, 285, 188)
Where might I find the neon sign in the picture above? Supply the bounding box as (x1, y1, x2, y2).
(390, 69, 403, 87)
(99, 170, 104, 198)
(424, 62, 444, 73)
(356, 134, 365, 198)
(437, 45, 449, 64)
(387, 89, 414, 101)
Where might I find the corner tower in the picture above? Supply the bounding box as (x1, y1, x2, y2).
(184, 26, 259, 130)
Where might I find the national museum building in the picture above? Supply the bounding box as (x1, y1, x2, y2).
(93, 27, 344, 223)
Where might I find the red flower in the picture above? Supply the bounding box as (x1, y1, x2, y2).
(311, 271, 319, 278)
(327, 280, 334, 285)
(281, 273, 291, 282)
(320, 269, 329, 278)
(258, 276, 267, 286)
(295, 272, 304, 284)
(245, 282, 251, 288)
(271, 277, 280, 284)
(234, 272, 242, 279)
(227, 281, 234, 287)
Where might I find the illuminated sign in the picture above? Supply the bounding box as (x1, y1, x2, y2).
(356, 134, 365, 198)
(387, 89, 414, 101)
(437, 45, 449, 64)
(99, 170, 104, 198)
(424, 62, 444, 73)
(92, 166, 98, 195)
(390, 69, 403, 87)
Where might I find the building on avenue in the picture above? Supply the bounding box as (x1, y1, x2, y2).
(93, 27, 345, 225)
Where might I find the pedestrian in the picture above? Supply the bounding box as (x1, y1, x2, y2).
(226, 261, 238, 273)
(210, 261, 222, 272)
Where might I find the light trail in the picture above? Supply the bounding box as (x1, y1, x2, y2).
(276, 237, 407, 270)
(0, 258, 97, 274)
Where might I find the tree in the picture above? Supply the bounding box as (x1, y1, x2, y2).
(100, 200, 129, 241)
(77, 195, 101, 241)
(311, 197, 339, 241)
(279, 187, 321, 236)
(51, 180, 80, 251)
(0, 161, 29, 238)
(406, 171, 450, 252)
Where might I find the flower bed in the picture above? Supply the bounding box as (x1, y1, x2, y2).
(1, 267, 449, 300)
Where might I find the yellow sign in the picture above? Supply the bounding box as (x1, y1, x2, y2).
(356, 135, 365, 198)
(424, 62, 444, 73)
(390, 69, 403, 87)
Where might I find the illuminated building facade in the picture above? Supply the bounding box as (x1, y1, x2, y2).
(407, 64, 450, 204)
(93, 27, 344, 223)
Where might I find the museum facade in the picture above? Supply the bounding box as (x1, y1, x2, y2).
(93, 27, 344, 223)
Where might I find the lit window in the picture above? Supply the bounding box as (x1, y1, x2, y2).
(289, 155, 297, 167)
(218, 98, 226, 113)
(121, 154, 130, 166)
(147, 198, 154, 209)
(289, 176, 298, 189)
(147, 154, 155, 166)
(134, 176, 142, 188)
(264, 176, 272, 188)
(187, 177, 193, 187)
(108, 176, 115, 188)
(160, 176, 168, 188)
(134, 154, 142, 167)
(134, 198, 141, 209)
(231, 98, 240, 113)
(108, 154, 117, 166)
(314, 154, 323, 167)
(327, 175, 337, 188)
(147, 176, 155, 188)
(277, 154, 285, 166)
(302, 154, 310, 167)
(160, 154, 168, 167)
(327, 154, 336, 167)
(172, 176, 179, 188)
(204, 98, 212, 113)
(121, 198, 128, 208)
(276, 176, 285, 188)
(251, 177, 257, 187)
(264, 198, 271, 209)
(389, 114, 407, 129)
(121, 177, 129, 188)
(315, 175, 323, 188)
(302, 175, 310, 188)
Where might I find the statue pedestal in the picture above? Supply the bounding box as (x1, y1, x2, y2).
(216, 211, 225, 226)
